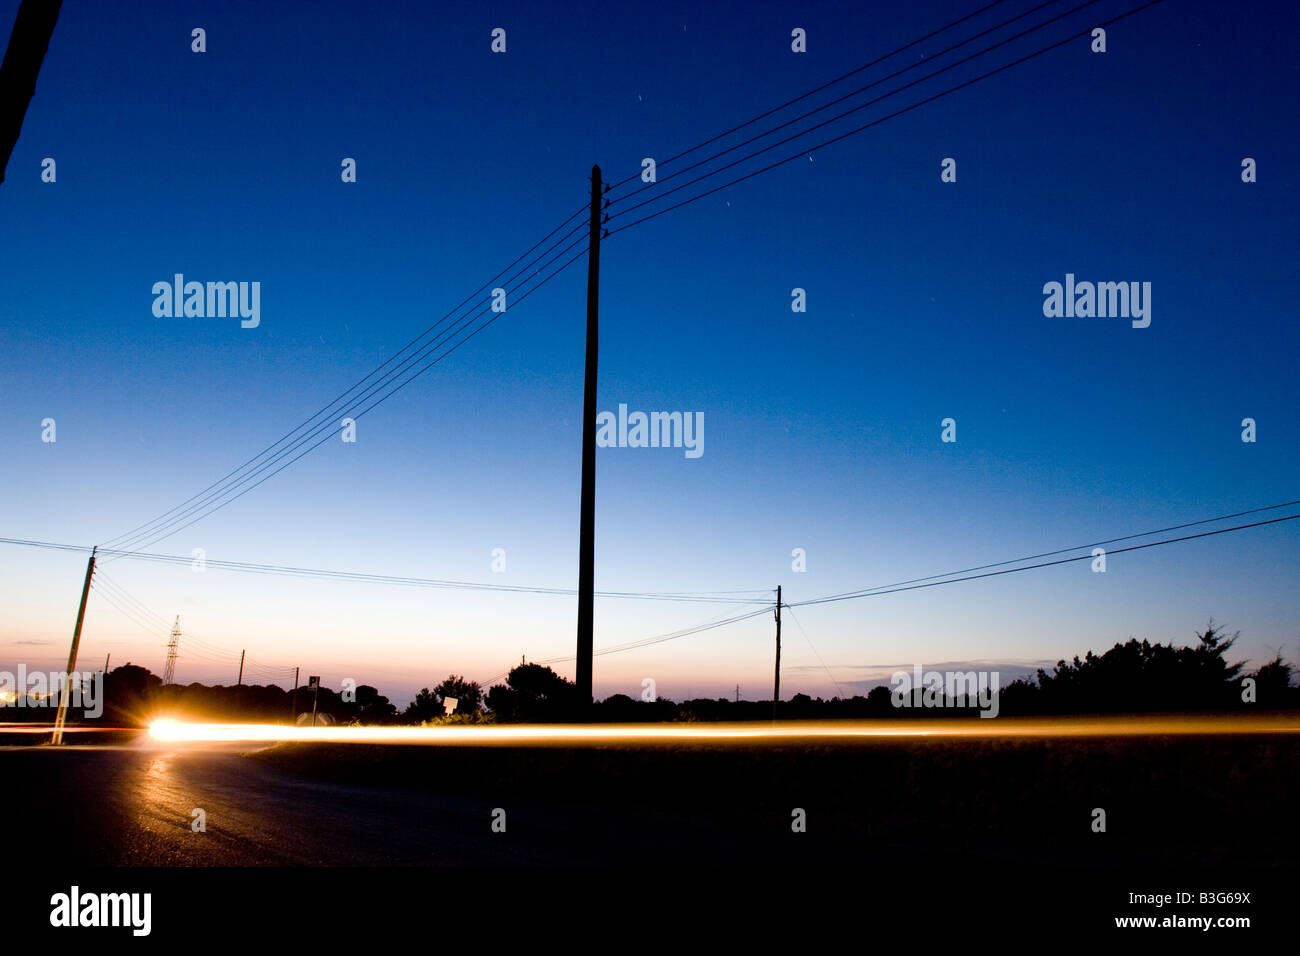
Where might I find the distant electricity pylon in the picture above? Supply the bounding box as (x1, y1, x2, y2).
(162, 615, 180, 685)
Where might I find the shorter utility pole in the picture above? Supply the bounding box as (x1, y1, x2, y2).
(103, 652, 110, 673)
(290, 666, 299, 724)
(772, 585, 782, 722)
(236, 649, 245, 687)
(52, 546, 96, 745)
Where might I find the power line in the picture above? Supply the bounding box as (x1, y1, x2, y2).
(101, 0, 1055, 559)
(785, 605, 847, 700)
(181, 635, 246, 657)
(96, 1, 1126, 556)
(92, 571, 171, 629)
(789, 513, 1300, 609)
(23, 511, 1300, 690)
(101, 204, 592, 555)
(104, 239, 592, 556)
(94, 1, 1167, 559)
(240, 663, 298, 680)
(0, 535, 770, 605)
(606, 0, 1078, 207)
(479, 504, 1300, 677)
(174, 647, 242, 666)
(607, 0, 1165, 237)
(591, 605, 775, 657)
(90, 582, 169, 643)
(93, 572, 251, 664)
(101, 201, 588, 550)
(607, 0, 1119, 228)
(477, 603, 777, 687)
(94, 573, 295, 679)
(9, 496, 1296, 609)
(108, 233, 589, 554)
(794, 498, 1300, 605)
(604, 0, 1017, 192)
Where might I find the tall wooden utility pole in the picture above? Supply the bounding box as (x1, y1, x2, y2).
(772, 585, 782, 721)
(51, 545, 95, 745)
(575, 164, 602, 711)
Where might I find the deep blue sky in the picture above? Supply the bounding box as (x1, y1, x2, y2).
(2, 0, 1297, 705)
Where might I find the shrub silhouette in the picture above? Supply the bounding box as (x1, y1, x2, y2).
(486, 663, 579, 722)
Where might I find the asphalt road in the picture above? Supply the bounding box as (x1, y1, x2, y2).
(6, 719, 1299, 868)
(9, 731, 1297, 940)
(1, 740, 757, 866)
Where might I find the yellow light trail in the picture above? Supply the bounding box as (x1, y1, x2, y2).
(0, 724, 134, 734)
(146, 714, 1300, 746)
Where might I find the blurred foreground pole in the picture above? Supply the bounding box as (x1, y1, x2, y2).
(0, 0, 63, 184)
(575, 164, 602, 712)
(51, 545, 95, 745)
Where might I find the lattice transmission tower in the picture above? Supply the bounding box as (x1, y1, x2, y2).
(162, 616, 180, 685)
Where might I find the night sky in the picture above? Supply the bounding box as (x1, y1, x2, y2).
(2, 0, 1296, 705)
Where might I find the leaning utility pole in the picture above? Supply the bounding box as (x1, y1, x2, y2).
(575, 164, 603, 711)
(51, 545, 95, 745)
(237, 649, 245, 687)
(772, 585, 782, 721)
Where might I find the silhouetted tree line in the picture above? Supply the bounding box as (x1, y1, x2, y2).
(2, 663, 399, 727)
(467, 622, 1298, 722)
(9, 622, 1294, 727)
(999, 623, 1283, 714)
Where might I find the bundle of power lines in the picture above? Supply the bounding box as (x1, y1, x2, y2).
(92, 0, 1166, 558)
(14, 493, 1294, 678)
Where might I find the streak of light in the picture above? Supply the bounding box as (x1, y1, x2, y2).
(0, 724, 136, 733)
(146, 714, 1300, 746)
